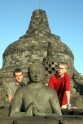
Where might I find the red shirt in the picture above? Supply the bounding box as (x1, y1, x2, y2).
(48, 73, 70, 106)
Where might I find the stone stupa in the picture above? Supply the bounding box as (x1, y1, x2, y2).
(0, 9, 83, 108)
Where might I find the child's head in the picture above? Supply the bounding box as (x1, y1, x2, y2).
(57, 62, 68, 77)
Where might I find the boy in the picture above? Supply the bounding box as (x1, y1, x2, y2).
(7, 68, 25, 105)
(48, 62, 72, 109)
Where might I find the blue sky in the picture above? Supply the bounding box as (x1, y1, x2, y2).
(0, 0, 83, 74)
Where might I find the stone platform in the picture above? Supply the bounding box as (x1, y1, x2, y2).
(0, 115, 83, 124)
(0, 107, 83, 124)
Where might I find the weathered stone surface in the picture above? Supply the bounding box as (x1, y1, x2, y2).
(0, 116, 16, 124)
(0, 115, 83, 124)
(61, 109, 83, 115)
(60, 115, 83, 124)
(70, 95, 83, 108)
(14, 116, 59, 124)
(0, 107, 9, 116)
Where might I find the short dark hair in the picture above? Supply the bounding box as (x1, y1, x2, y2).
(13, 68, 23, 76)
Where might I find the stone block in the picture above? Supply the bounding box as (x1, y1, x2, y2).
(0, 116, 17, 124)
(61, 109, 83, 115)
(14, 116, 59, 124)
(59, 115, 83, 124)
(71, 95, 83, 109)
(0, 107, 9, 116)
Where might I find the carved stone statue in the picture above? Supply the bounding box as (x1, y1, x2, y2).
(10, 60, 62, 117)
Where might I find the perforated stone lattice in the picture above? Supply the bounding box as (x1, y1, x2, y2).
(43, 61, 57, 74)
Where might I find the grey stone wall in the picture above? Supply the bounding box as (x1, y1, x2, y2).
(3, 51, 74, 71)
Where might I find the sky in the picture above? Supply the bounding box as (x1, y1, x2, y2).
(0, 0, 83, 75)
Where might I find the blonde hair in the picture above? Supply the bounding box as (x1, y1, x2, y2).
(58, 62, 68, 70)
